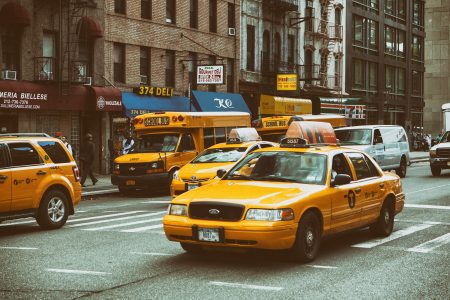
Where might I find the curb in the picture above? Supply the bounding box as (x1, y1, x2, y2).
(81, 188, 119, 197)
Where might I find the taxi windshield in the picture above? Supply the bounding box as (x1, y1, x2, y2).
(335, 129, 372, 145)
(192, 147, 247, 163)
(225, 151, 328, 185)
(134, 134, 179, 153)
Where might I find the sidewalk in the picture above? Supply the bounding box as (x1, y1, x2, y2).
(81, 151, 430, 197)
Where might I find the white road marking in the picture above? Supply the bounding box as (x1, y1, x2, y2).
(68, 211, 165, 228)
(120, 224, 163, 233)
(67, 211, 146, 223)
(46, 268, 110, 275)
(407, 233, 450, 253)
(352, 224, 433, 249)
(404, 204, 450, 210)
(84, 217, 162, 231)
(0, 246, 38, 250)
(82, 189, 118, 196)
(395, 219, 450, 226)
(131, 252, 174, 256)
(0, 220, 36, 227)
(209, 281, 283, 291)
(306, 265, 338, 269)
(141, 201, 171, 204)
(406, 183, 450, 195)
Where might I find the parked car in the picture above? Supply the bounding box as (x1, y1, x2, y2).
(335, 125, 410, 178)
(429, 131, 450, 176)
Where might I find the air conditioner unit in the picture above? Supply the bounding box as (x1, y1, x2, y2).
(83, 76, 92, 86)
(39, 71, 53, 80)
(228, 27, 236, 36)
(139, 75, 148, 85)
(166, 18, 172, 24)
(2, 70, 17, 80)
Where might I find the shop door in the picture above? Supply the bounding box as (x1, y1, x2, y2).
(0, 115, 18, 133)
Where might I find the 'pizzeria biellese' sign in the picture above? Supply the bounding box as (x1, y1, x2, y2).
(0, 91, 48, 110)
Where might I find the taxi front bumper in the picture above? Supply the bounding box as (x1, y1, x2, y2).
(395, 192, 405, 215)
(111, 173, 168, 189)
(163, 215, 298, 250)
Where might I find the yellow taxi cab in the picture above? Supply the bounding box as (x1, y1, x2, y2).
(0, 133, 81, 229)
(171, 128, 277, 197)
(163, 122, 405, 262)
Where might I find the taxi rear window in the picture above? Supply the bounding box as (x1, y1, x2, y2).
(38, 141, 71, 163)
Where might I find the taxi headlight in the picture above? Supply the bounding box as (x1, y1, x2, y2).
(149, 161, 163, 169)
(245, 208, 294, 221)
(430, 149, 437, 157)
(173, 170, 180, 181)
(168, 204, 187, 216)
(114, 163, 120, 171)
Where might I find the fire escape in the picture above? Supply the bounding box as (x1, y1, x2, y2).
(299, 0, 343, 90)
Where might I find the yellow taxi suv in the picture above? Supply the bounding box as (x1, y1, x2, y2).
(0, 133, 81, 229)
(163, 122, 405, 262)
(171, 128, 276, 197)
(112, 112, 250, 194)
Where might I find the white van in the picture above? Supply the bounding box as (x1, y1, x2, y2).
(335, 125, 410, 178)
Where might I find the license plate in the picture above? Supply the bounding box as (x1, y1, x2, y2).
(198, 228, 220, 242)
(126, 180, 135, 186)
(187, 183, 199, 191)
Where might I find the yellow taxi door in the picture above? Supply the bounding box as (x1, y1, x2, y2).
(0, 143, 12, 213)
(174, 133, 198, 167)
(8, 142, 50, 212)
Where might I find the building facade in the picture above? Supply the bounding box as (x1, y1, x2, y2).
(424, 0, 449, 135)
(345, 0, 425, 128)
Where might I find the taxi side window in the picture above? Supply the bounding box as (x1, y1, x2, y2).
(348, 152, 373, 180)
(0, 144, 8, 168)
(179, 134, 195, 152)
(331, 154, 352, 179)
(363, 154, 380, 177)
(38, 141, 71, 163)
(8, 143, 42, 167)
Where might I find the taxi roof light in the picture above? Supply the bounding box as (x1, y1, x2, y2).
(226, 128, 261, 144)
(280, 121, 337, 148)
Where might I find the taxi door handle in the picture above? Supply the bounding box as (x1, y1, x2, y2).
(379, 183, 385, 188)
(36, 170, 47, 176)
(355, 188, 362, 194)
(0, 175, 7, 180)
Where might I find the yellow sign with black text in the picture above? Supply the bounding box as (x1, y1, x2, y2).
(277, 74, 298, 91)
(137, 86, 174, 97)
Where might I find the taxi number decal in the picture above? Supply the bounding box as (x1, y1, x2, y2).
(285, 138, 301, 144)
(348, 190, 356, 209)
(144, 117, 170, 126)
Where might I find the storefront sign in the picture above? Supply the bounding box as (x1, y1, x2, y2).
(277, 74, 298, 91)
(197, 65, 224, 85)
(96, 96, 121, 111)
(135, 86, 174, 97)
(0, 91, 48, 110)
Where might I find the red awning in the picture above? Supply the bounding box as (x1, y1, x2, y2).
(0, 2, 31, 27)
(78, 16, 103, 38)
(90, 87, 122, 112)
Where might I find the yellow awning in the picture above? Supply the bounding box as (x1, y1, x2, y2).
(260, 94, 312, 115)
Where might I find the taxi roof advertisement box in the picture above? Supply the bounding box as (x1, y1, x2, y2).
(260, 94, 312, 115)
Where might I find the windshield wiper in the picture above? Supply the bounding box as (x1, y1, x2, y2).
(227, 174, 251, 180)
(251, 176, 297, 182)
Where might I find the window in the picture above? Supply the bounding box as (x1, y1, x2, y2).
(246, 25, 255, 71)
(140, 47, 150, 85)
(385, 65, 395, 92)
(1, 28, 21, 77)
(165, 50, 175, 87)
(385, 0, 394, 15)
(369, 62, 378, 91)
(348, 153, 373, 180)
(384, 26, 395, 55)
(288, 35, 295, 66)
(397, 30, 405, 57)
(38, 141, 70, 163)
(353, 17, 378, 52)
(0, 144, 7, 168)
(335, 8, 342, 39)
(208, 55, 216, 92)
(209, 0, 217, 33)
(412, 35, 422, 60)
(166, 0, 176, 24)
(353, 16, 364, 46)
(331, 154, 352, 180)
(262, 30, 270, 72)
(228, 3, 235, 29)
(274, 33, 281, 68)
(9, 143, 42, 167)
(363, 155, 380, 177)
(141, 0, 151, 19)
(190, 0, 198, 29)
(412, 71, 423, 96)
(413, 0, 424, 28)
(368, 19, 378, 50)
(42, 32, 56, 79)
(188, 52, 197, 90)
(179, 134, 195, 152)
(115, 0, 126, 14)
(227, 58, 234, 93)
(113, 43, 125, 83)
(353, 59, 364, 89)
(334, 56, 341, 88)
(397, 68, 405, 95)
(203, 128, 214, 148)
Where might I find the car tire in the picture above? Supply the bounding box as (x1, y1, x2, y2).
(396, 157, 407, 178)
(290, 211, 321, 263)
(370, 199, 394, 237)
(36, 190, 69, 230)
(431, 166, 441, 177)
(180, 242, 202, 254)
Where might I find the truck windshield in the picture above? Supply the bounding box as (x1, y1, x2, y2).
(192, 147, 247, 163)
(134, 134, 179, 152)
(336, 129, 372, 145)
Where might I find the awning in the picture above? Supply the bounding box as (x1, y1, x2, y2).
(90, 87, 122, 111)
(78, 16, 103, 38)
(122, 92, 195, 118)
(191, 90, 251, 114)
(260, 94, 312, 115)
(320, 97, 366, 119)
(0, 2, 31, 27)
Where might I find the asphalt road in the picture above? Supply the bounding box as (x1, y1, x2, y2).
(0, 163, 449, 299)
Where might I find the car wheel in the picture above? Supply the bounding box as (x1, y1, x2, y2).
(180, 242, 202, 254)
(36, 190, 69, 229)
(396, 157, 407, 178)
(370, 199, 394, 237)
(431, 165, 441, 177)
(291, 211, 321, 263)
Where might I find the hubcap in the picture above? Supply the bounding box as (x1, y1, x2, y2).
(306, 228, 314, 247)
(384, 209, 390, 224)
(47, 197, 65, 223)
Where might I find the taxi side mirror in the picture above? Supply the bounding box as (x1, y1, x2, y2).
(332, 174, 352, 187)
(216, 169, 227, 178)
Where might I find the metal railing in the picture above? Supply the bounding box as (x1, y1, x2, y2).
(33, 57, 56, 81)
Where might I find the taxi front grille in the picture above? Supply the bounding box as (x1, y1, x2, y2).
(182, 178, 210, 183)
(189, 202, 244, 221)
(119, 163, 147, 176)
(436, 148, 450, 157)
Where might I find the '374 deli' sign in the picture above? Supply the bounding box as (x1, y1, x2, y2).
(0, 91, 48, 110)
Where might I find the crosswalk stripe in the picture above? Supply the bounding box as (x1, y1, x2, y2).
(68, 211, 165, 228)
(120, 224, 163, 233)
(67, 211, 145, 223)
(83, 217, 162, 231)
(352, 224, 433, 249)
(407, 233, 450, 253)
(0, 219, 35, 227)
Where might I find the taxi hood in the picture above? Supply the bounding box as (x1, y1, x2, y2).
(179, 162, 236, 180)
(114, 152, 170, 163)
(174, 180, 326, 206)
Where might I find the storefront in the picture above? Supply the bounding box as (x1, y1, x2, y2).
(259, 94, 312, 116)
(320, 97, 366, 126)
